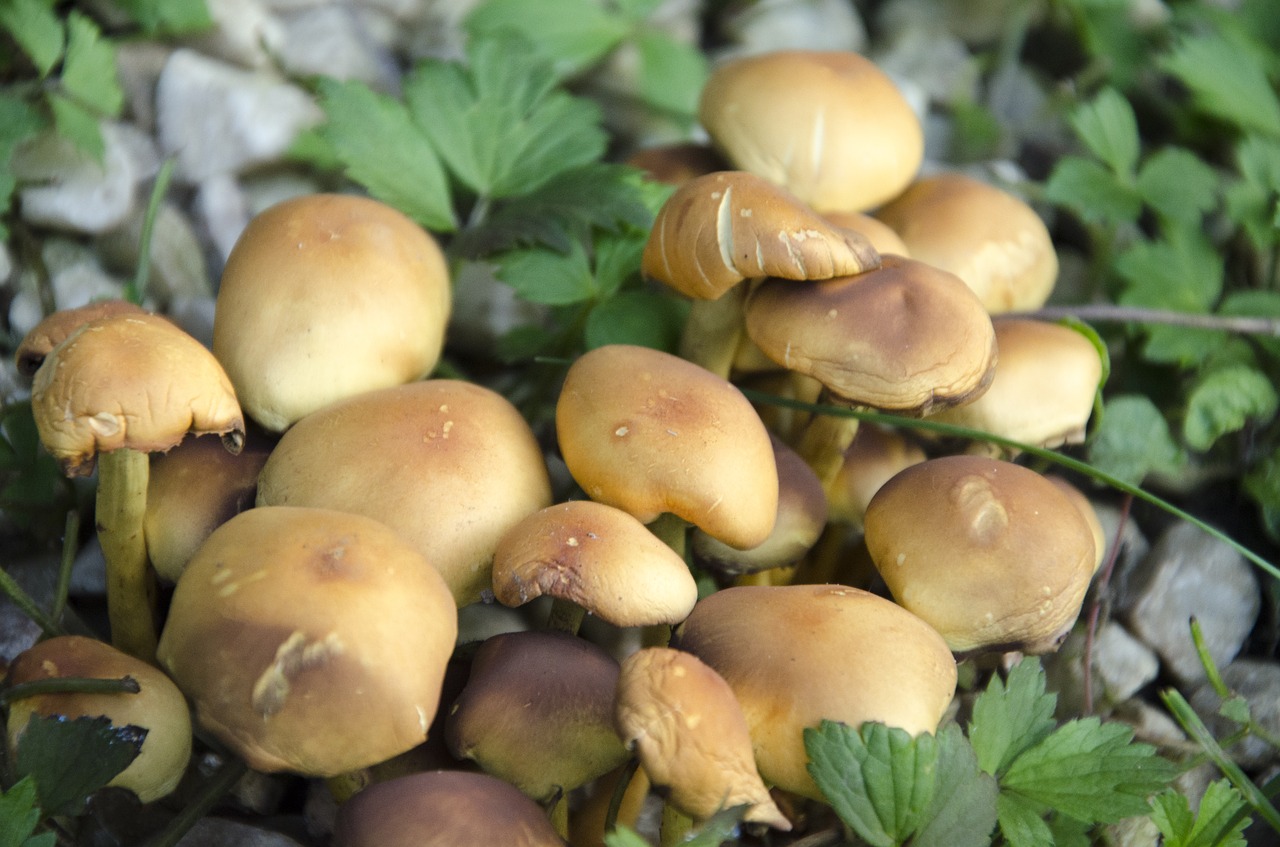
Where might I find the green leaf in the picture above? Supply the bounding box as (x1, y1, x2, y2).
(14, 714, 147, 816)
(495, 241, 597, 306)
(111, 0, 212, 34)
(1182, 365, 1278, 451)
(0, 93, 47, 239)
(465, 0, 629, 77)
(1000, 717, 1177, 824)
(1139, 325, 1228, 368)
(1069, 87, 1139, 176)
(1043, 155, 1142, 226)
(0, 0, 64, 77)
(910, 724, 999, 847)
(61, 12, 123, 116)
(805, 720, 939, 847)
(633, 29, 708, 118)
(1219, 290, 1280, 359)
(1137, 147, 1220, 226)
(0, 777, 53, 847)
(316, 77, 455, 231)
(603, 824, 652, 847)
(681, 805, 747, 846)
(1224, 136, 1280, 251)
(585, 290, 688, 352)
(1115, 226, 1223, 313)
(1246, 444, 1280, 539)
(969, 658, 1058, 777)
(1218, 696, 1253, 727)
(1088, 394, 1183, 487)
(1160, 33, 1280, 138)
(996, 791, 1054, 847)
(1047, 813, 1093, 847)
(1151, 781, 1250, 847)
(46, 92, 104, 161)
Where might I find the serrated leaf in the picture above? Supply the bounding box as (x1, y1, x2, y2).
(1115, 226, 1223, 313)
(1224, 136, 1280, 251)
(1088, 394, 1183, 487)
(1069, 87, 1139, 176)
(634, 29, 707, 118)
(316, 77, 455, 231)
(1047, 812, 1093, 847)
(46, 92, 104, 161)
(1219, 289, 1280, 359)
(113, 0, 212, 33)
(14, 714, 147, 816)
(996, 791, 1054, 847)
(1218, 696, 1253, 726)
(495, 241, 596, 305)
(911, 724, 998, 847)
(585, 290, 688, 352)
(60, 13, 123, 116)
(806, 720, 938, 847)
(1151, 780, 1250, 847)
(1160, 33, 1280, 138)
(1044, 155, 1142, 226)
(1001, 717, 1177, 824)
(1139, 325, 1228, 368)
(0, 777, 50, 847)
(1182, 365, 1278, 451)
(1246, 444, 1280, 538)
(465, 0, 629, 78)
(0, 93, 47, 238)
(1137, 147, 1220, 226)
(969, 659, 1057, 777)
(0, 0, 64, 77)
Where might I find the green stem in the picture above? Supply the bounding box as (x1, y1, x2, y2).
(604, 757, 641, 834)
(0, 675, 139, 707)
(126, 158, 176, 305)
(96, 448, 157, 662)
(51, 509, 80, 624)
(141, 756, 249, 847)
(0, 567, 64, 639)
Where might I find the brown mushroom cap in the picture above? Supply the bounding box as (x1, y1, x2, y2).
(744, 254, 997, 415)
(615, 647, 790, 830)
(255, 380, 552, 607)
(864, 455, 1098, 654)
(556, 344, 779, 550)
(673, 584, 957, 800)
(642, 171, 880, 300)
(821, 210, 910, 257)
(333, 770, 565, 847)
(212, 193, 451, 432)
(5, 635, 192, 803)
(626, 142, 727, 186)
(699, 51, 923, 212)
(15, 299, 149, 379)
(31, 313, 245, 477)
(874, 172, 1058, 312)
(156, 506, 458, 776)
(827, 424, 927, 529)
(491, 500, 698, 627)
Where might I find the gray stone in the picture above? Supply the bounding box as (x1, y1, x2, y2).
(275, 5, 400, 88)
(175, 818, 305, 847)
(718, 0, 866, 57)
(8, 239, 127, 339)
(167, 295, 218, 348)
(192, 174, 250, 264)
(114, 41, 172, 131)
(873, 27, 979, 107)
(1044, 620, 1160, 716)
(97, 203, 213, 306)
(1190, 659, 1280, 769)
(185, 0, 286, 69)
(0, 241, 11, 285)
(14, 123, 139, 235)
(1123, 522, 1260, 685)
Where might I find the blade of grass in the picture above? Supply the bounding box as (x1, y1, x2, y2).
(124, 158, 175, 305)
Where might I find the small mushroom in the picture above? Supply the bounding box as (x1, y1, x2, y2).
(14, 299, 148, 379)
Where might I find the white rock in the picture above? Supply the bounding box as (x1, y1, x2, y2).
(719, 0, 866, 57)
(168, 295, 218, 348)
(185, 0, 286, 69)
(156, 49, 324, 182)
(239, 169, 321, 218)
(192, 174, 250, 264)
(97, 202, 213, 306)
(1045, 620, 1161, 714)
(275, 5, 398, 87)
(8, 239, 127, 338)
(1191, 660, 1280, 768)
(14, 123, 138, 235)
(0, 241, 12, 285)
(873, 27, 978, 106)
(114, 41, 172, 131)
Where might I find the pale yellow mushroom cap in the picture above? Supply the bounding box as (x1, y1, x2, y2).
(15, 299, 148, 379)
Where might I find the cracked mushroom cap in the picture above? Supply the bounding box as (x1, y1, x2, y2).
(212, 193, 451, 432)
(556, 344, 778, 550)
(673, 584, 956, 801)
(864, 455, 1098, 655)
(615, 647, 790, 830)
(699, 51, 923, 212)
(5, 635, 192, 804)
(15, 299, 149, 379)
(874, 172, 1058, 312)
(30, 312, 245, 477)
(334, 770, 565, 847)
(156, 505, 458, 776)
(744, 254, 997, 416)
(491, 500, 697, 627)
(642, 171, 880, 300)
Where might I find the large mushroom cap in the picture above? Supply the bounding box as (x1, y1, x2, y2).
(212, 193, 451, 432)
(15, 299, 149, 379)
(156, 506, 458, 776)
(31, 312, 244, 476)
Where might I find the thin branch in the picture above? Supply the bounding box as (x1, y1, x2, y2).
(1013, 304, 1280, 336)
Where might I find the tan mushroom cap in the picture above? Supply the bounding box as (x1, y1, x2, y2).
(333, 770, 565, 847)
(699, 51, 923, 212)
(6, 635, 192, 804)
(826, 424, 927, 528)
(642, 171, 880, 300)
(444, 631, 627, 803)
(15, 299, 149, 378)
(1047, 475, 1107, 575)
(492, 500, 697, 627)
(821, 210, 910, 257)
(256, 380, 552, 607)
(673, 584, 957, 800)
(31, 313, 245, 477)
(930, 318, 1103, 450)
(615, 647, 790, 830)
(212, 193, 451, 432)
(557, 345, 779, 550)
(744, 254, 997, 415)
(874, 172, 1058, 312)
(864, 455, 1098, 655)
(156, 506, 458, 777)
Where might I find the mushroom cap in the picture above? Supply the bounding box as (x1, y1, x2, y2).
(626, 142, 726, 186)
(156, 506, 458, 776)
(1046, 475, 1107, 575)
(333, 770, 565, 847)
(827, 424, 927, 529)
(744, 254, 997, 415)
(5, 635, 192, 803)
(556, 344, 779, 549)
(444, 630, 627, 803)
(15, 299, 149, 379)
(212, 193, 451, 432)
(255, 380, 552, 607)
(874, 172, 1058, 312)
(615, 647, 790, 830)
(699, 51, 923, 212)
(31, 313, 245, 477)
(821, 210, 911, 257)
(863, 455, 1098, 654)
(491, 500, 697, 627)
(642, 171, 880, 300)
(930, 318, 1103, 449)
(673, 584, 956, 800)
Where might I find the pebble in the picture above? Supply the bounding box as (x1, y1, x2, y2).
(274, 5, 400, 88)
(97, 203, 213, 307)
(717, 0, 866, 57)
(8, 239, 127, 339)
(13, 123, 139, 235)
(185, 0, 285, 69)
(175, 818, 306, 847)
(1044, 620, 1160, 716)
(1190, 659, 1280, 768)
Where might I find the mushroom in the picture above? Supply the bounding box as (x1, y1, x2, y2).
(30, 312, 245, 660)
(212, 193, 451, 432)
(156, 505, 458, 776)
(626, 142, 726, 186)
(14, 299, 149, 380)
(863, 455, 1098, 654)
(5, 635, 192, 804)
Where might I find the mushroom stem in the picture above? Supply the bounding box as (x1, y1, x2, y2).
(647, 513, 689, 561)
(545, 599, 587, 635)
(795, 407, 859, 492)
(678, 287, 748, 380)
(660, 804, 695, 847)
(548, 794, 569, 840)
(96, 447, 157, 662)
